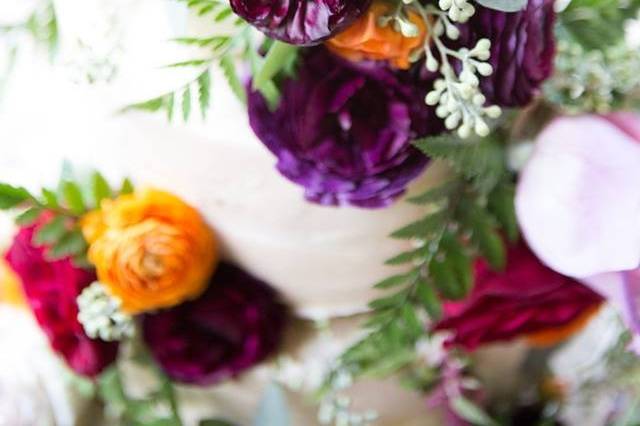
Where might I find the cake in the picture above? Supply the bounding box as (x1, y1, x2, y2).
(2, 1, 638, 425)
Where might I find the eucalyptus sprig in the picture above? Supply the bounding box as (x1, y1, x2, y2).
(0, 169, 133, 267)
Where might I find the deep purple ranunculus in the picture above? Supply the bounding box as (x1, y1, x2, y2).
(248, 48, 442, 208)
(142, 263, 287, 386)
(230, 0, 371, 45)
(456, 0, 556, 107)
(5, 217, 119, 377)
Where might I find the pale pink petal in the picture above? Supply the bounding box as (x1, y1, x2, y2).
(582, 269, 640, 353)
(516, 115, 640, 278)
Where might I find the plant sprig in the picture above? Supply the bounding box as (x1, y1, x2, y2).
(0, 168, 133, 267)
(323, 132, 517, 390)
(122, 1, 254, 121)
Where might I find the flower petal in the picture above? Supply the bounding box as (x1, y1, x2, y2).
(582, 269, 640, 353)
(516, 115, 640, 278)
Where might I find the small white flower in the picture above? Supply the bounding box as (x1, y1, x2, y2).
(77, 282, 134, 342)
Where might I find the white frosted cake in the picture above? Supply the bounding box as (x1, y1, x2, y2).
(0, 1, 529, 425)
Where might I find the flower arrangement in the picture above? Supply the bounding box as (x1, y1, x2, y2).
(1, 0, 640, 425)
(0, 172, 288, 425)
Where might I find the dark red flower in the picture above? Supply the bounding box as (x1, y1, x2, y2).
(230, 0, 371, 45)
(455, 0, 556, 107)
(434, 242, 603, 351)
(142, 263, 287, 385)
(4, 220, 118, 377)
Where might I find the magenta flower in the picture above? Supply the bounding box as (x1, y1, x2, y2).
(434, 242, 603, 350)
(4, 219, 118, 377)
(456, 0, 556, 107)
(516, 113, 640, 352)
(142, 263, 287, 385)
(229, 0, 371, 45)
(248, 48, 442, 208)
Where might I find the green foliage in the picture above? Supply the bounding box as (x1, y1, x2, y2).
(451, 396, 499, 426)
(252, 41, 299, 94)
(123, 0, 255, 120)
(220, 54, 246, 104)
(559, 0, 640, 52)
(329, 133, 516, 384)
(0, 166, 134, 268)
(98, 338, 184, 426)
(199, 420, 236, 426)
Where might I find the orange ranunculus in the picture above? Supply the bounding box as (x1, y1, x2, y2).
(82, 189, 218, 314)
(0, 258, 26, 308)
(325, 2, 427, 69)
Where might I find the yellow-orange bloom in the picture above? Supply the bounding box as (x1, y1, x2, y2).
(82, 189, 218, 314)
(326, 2, 427, 69)
(0, 258, 26, 308)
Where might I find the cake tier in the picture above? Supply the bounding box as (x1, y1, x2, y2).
(0, 0, 449, 319)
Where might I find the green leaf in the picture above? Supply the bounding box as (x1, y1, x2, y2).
(47, 229, 87, 260)
(430, 256, 466, 300)
(15, 207, 42, 226)
(416, 281, 442, 319)
(450, 396, 498, 426)
(413, 135, 505, 195)
(475, 0, 527, 12)
(0, 183, 32, 209)
(41, 188, 59, 209)
(199, 419, 237, 426)
(252, 41, 299, 92)
(214, 7, 233, 22)
(182, 86, 192, 122)
(464, 205, 506, 271)
(122, 97, 164, 113)
(33, 216, 67, 246)
(62, 181, 86, 215)
(488, 183, 519, 242)
(390, 210, 446, 239)
(373, 271, 417, 289)
(385, 247, 426, 265)
(120, 178, 134, 195)
(166, 93, 175, 122)
(359, 347, 416, 378)
(165, 59, 211, 68)
(197, 70, 211, 119)
(560, 0, 640, 51)
(219, 54, 247, 104)
(476, 227, 506, 271)
(91, 171, 113, 207)
(407, 181, 458, 205)
(441, 232, 473, 297)
(368, 290, 409, 310)
(253, 382, 290, 426)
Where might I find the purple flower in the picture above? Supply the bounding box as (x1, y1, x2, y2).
(456, 0, 556, 107)
(229, 0, 371, 45)
(248, 48, 442, 208)
(142, 263, 287, 385)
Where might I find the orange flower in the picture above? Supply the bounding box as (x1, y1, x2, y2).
(82, 189, 218, 314)
(326, 2, 427, 69)
(0, 258, 26, 308)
